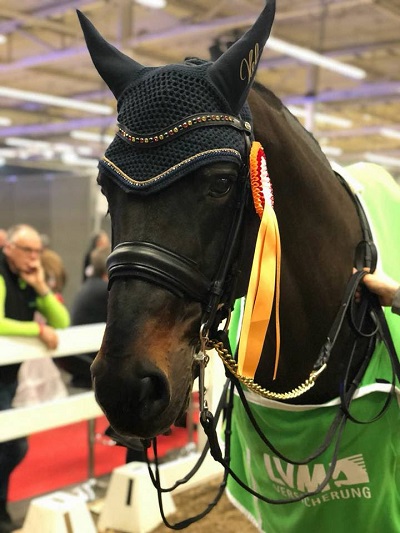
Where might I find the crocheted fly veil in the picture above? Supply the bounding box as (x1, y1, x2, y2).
(78, 1, 280, 382)
(77, 1, 276, 193)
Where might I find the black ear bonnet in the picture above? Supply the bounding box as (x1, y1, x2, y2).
(77, 1, 275, 194)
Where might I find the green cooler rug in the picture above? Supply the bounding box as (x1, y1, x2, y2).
(226, 163, 400, 533)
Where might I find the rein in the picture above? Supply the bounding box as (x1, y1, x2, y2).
(188, 172, 399, 508)
(139, 168, 399, 526)
(106, 121, 399, 522)
(143, 379, 231, 530)
(196, 273, 399, 505)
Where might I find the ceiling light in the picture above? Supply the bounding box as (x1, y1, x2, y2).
(0, 36, 6, 45)
(71, 130, 114, 143)
(0, 148, 18, 158)
(61, 153, 99, 167)
(76, 146, 94, 156)
(267, 37, 366, 80)
(5, 137, 51, 149)
(0, 87, 113, 115)
(364, 153, 400, 168)
(320, 145, 343, 156)
(0, 116, 11, 126)
(135, 0, 166, 8)
(288, 106, 352, 128)
(380, 128, 400, 140)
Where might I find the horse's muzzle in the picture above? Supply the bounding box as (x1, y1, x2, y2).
(91, 355, 171, 438)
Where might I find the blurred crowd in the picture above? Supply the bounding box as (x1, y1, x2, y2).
(0, 223, 110, 533)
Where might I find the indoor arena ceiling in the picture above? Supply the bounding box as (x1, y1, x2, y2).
(0, 0, 399, 180)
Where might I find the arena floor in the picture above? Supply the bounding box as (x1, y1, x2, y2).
(10, 474, 259, 533)
(149, 476, 258, 533)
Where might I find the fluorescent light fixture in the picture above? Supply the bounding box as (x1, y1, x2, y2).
(61, 153, 99, 167)
(0, 116, 11, 126)
(267, 37, 366, 80)
(380, 128, 400, 141)
(288, 105, 352, 128)
(2, 136, 98, 167)
(0, 148, 18, 158)
(5, 137, 51, 149)
(0, 87, 113, 115)
(71, 130, 114, 143)
(4, 136, 92, 157)
(135, 0, 167, 8)
(364, 152, 400, 168)
(76, 146, 94, 156)
(0, 35, 6, 45)
(320, 145, 343, 156)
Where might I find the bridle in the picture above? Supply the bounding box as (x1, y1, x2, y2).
(138, 173, 400, 528)
(107, 114, 253, 343)
(104, 117, 400, 528)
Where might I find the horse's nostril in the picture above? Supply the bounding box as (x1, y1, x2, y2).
(137, 374, 169, 420)
(139, 377, 152, 402)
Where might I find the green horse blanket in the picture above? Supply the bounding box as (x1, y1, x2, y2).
(226, 163, 400, 532)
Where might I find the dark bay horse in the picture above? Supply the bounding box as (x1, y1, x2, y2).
(78, 1, 400, 530)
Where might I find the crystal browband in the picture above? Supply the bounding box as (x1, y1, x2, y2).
(117, 113, 252, 147)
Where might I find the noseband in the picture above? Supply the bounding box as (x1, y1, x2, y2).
(107, 241, 211, 302)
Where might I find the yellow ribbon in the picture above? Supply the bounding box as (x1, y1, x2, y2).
(237, 142, 281, 380)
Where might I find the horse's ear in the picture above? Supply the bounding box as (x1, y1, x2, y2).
(77, 10, 144, 99)
(208, 0, 275, 113)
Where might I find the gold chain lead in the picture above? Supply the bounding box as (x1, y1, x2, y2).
(211, 340, 327, 401)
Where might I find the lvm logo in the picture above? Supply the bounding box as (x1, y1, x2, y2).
(263, 453, 372, 506)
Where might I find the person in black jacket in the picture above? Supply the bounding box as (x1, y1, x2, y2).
(58, 245, 109, 389)
(0, 224, 69, 533)
(82, 231, 110, 282)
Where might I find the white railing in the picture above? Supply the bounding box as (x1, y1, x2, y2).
(0, 323, 225, 447)
(0, 324, 105, 443)
(0, 323, 105, 366)
(0, 321, 226, 517)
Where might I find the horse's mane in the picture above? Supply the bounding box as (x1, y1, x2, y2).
(252, 81, 334, 173)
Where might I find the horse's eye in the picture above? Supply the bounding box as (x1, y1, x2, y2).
(208, 176, 232, 198)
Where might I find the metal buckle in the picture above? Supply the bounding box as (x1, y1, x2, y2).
(194, 324, 212, 414)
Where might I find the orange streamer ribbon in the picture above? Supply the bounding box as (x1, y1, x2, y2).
(238, 142, 281, 380)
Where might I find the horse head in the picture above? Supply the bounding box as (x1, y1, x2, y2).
(78, 1, 275, 438)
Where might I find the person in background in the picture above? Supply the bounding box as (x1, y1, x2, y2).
(40, 248, 67, 303)
(361, 270, 400, 316)
(59, 245, 109, 389)
(0, 224, 70, 533)
(39, 233, 51, 251)
(0, 230, 7, 250)
(82, 230, 110, 281)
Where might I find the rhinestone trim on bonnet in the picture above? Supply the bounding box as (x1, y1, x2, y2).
(98, 63, 255, 193)
(100, 148, 242, 189)
(117, 113, 252, 147)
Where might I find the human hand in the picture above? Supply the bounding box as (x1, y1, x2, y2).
(362, 271, 400, 306)
(354, 268, 400, 307)
(19, 260, 49, 296)
(39, 324, 59, 350)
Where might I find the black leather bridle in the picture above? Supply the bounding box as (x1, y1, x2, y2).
(106, 119, 253, 340)
(104, 126, 400, 527)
